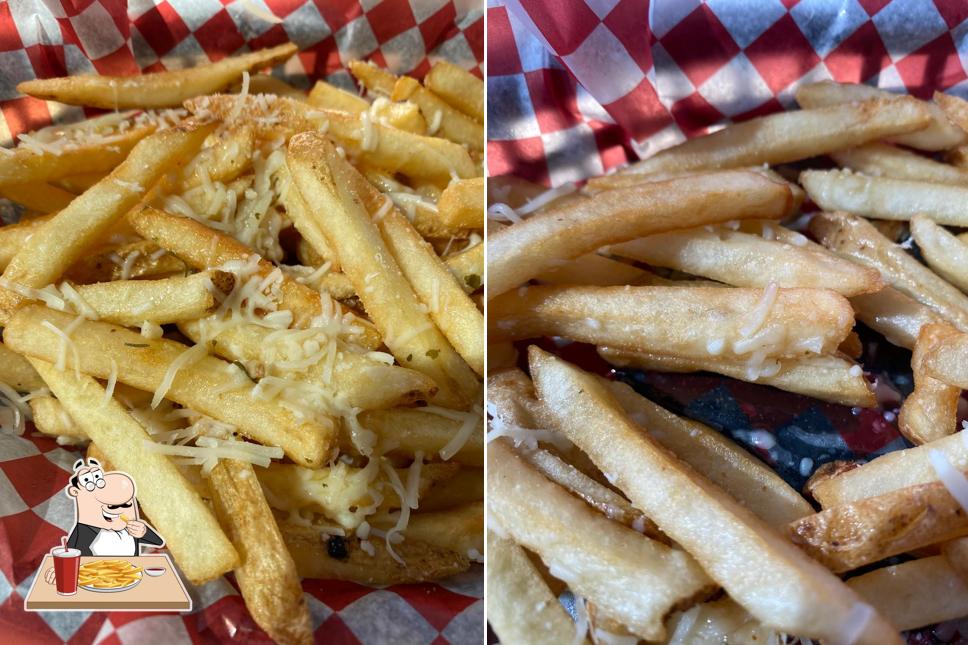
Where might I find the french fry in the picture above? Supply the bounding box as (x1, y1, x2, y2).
(847, 556, 968, 631)
(520, 445, 657, 534)
(334, 149, 484, 376)
(600, 347, 876, 408)
(361, 167, 468, 239)
(490, 284, 854, 361)
(29, 359, 237, 583)
(356, 408, 483, 466)
(28, 396, 86, 443)
(921, 325, 968, 389)
(608, 226, 884, 296)
(910, 214, 968, 292)
(177, 320, 436, 410)
(899, 323, 961, 445)
(208, 457, 312, 645)
(399, 502, 483, 558)
(69, 271, 234, 326)
(0, 215, 51, 271)
(795, 81, 965, 150)
(943, 537, 968, 583)
(424, 61, 484, 122)
(0, 124, 155, 187)
(235, 74, 306, 100)
(626, 97, 932, 174)
(0, 182, 75, 213)
(280, 521, 470, 585)
(787, 480, 968, 572)
(178, 125, 255, 190)
(65, 239, 188, 284)
(832, 142, 968, 185)
(600, 376, 814, 526)
(437, 177, 484, 229)
(280, 167, 341, 273)
(444, 243, 483, 293)
(808, 430, 968, 508)
(287, 132, 480, 406)
(418, 468, 483, 512)
(488, 439, 716, 642)
(810, 211, 968, 331)
(296, 235, 338, 272)
(391, 75, 483, 150)
(53, 172, 107, 193)
(0, 342, 44, 391)
(127, 206, 380, 348)
(5, 306, 335, 467)
(0, 122, 214, 322)
(529, 347, 901, 644)
(533, 252, 654, 287)
(487, 169, 797, 298)
(850, 286, 945, 350)
(18, 43, 298, 109)
(307, 81, 426, 133)
(184, 95, 476, 184)
(487, 531, 584, 645)
(802, 169, 968, 226)
(663, 598, 779, 644)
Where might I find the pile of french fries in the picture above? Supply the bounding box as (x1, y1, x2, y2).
(0, 43, 484, 644)
(487, 81, 968, 642)
(78, 559, 143, 589)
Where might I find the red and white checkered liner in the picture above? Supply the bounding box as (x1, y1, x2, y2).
(487, 0, 968, 184)
(0, 1, 483, 643)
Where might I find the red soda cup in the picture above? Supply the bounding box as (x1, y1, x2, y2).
(52, 547, 81, 595)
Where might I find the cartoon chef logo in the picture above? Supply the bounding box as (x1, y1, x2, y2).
(43, 458, 164, 584)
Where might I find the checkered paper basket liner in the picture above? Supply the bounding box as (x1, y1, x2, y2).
(0, 1, 483, 643)
(488, 0, 968, 641)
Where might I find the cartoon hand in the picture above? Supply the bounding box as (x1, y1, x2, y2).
(44, 567, 55, 584)
(125, 519, 147, 538)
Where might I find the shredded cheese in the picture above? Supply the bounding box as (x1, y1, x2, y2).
(739, 281, 778, 338)
(152, 343, 208, 408)
(102, 358, 118, 407)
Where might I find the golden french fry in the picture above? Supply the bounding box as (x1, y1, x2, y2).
(28, 396, 85, 443)
(209, 457, 312, 645)
(356, 407, 482, 466)
(600, 347, 876, 408)
(811, 211, 968, 331)
(609, 225, 884, 296)
(424, 61, 483, 122)
(53, 172, 107, 193)
(832, 142, 968, 185)
(627, 97, 932, 174)
(127, 206, 380, 348)
(437, 177, 484, 229)
(600, 376, 814, 527)
(287, 132, 480, 406)
(795, 81, 964, 150)
(0, 342, 44, 391)
(487, 169, 797, 298)
(899, 323, 961, 445)
(69, 271, 233, 326)
(308, 80, 370, 112)
(663, 598, 779, 644)
(490, 284, 854, 362)
(65, 240, 188, 284)
(848, 556, 968, 631)
(910, 214, 968, 292)
(788, 480, 968, 573)
(487, 531, 584, 645)
(528, 347, 900, 644)
(6, 306, 335, 467)
(489, 439, 715, 642)
(391, 75, 483, 150)
(0, 124, 155, 187)
(18, 43, 297, 109)
(850, 286, 945, 350)
(802, 169, 968, 226)
(943, 537, 968, 584)
(399, 502, 483, 558)
(419, 468, 483, 512)
(0, 182, 75, 213)
(444, 243, 483, 293)
(0, 122, 214, 323)
(533, 252, 653, 287)
(30, 359, 237, 583)
(0, 215, 51, 272)
(178, 125, 255, 191)
(177, 320, 436, 411)
(361, 167, 468, 239)
(280, 521, 469, 585)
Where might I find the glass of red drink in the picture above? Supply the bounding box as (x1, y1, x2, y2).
(52, 547, 81, 595)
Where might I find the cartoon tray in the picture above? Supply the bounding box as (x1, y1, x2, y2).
(24, 555, 190, 611)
